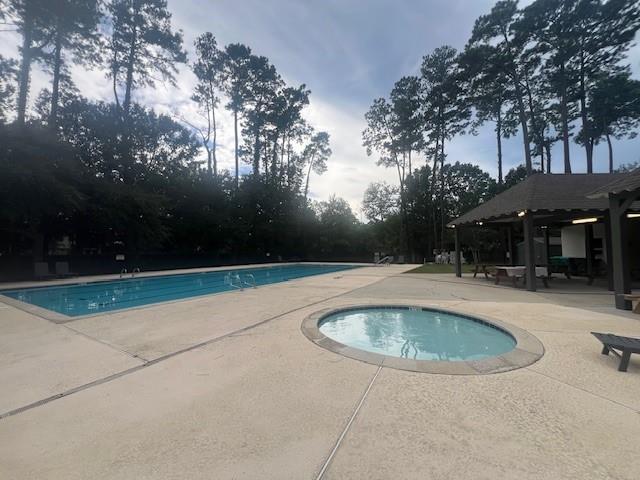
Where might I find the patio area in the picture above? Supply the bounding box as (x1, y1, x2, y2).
(1, 265, 639, 479)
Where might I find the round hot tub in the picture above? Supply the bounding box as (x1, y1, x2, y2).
(302, 305, 544, 374)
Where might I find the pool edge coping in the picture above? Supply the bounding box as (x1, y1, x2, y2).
(301, 304, 545, 375)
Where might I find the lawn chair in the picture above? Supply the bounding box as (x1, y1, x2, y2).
(34, 262, 55, 280)
(55, 261, 77, 278)
(591, 332, 640, 372)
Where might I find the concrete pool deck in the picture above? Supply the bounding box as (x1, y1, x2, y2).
(1, 265, 639, 479)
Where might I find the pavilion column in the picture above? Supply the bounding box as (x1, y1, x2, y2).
(507, 225, 515, 266)
(454, 227, 462, 278)
(604, 213, 614, 291)
(523, 213, 537, 292)
(585, 224, 594, 283)
(609, 195, 631, 310)
(543, 227, 550, 267)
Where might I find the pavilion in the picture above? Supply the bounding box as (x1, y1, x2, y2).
(448, 171, 640, 311)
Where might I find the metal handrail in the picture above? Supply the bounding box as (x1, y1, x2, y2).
(119, 268, 128, 278)
(376, 255, 392, 266)
(224, 272, 244, 290)
(131, 267, 141, 278)
(242, 273, 257, 288)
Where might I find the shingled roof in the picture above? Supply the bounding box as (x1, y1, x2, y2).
(448, 173, 627, 227)
(587, 168, 640, 198)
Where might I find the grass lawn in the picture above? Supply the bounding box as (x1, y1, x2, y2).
(405, 263, 476, 274)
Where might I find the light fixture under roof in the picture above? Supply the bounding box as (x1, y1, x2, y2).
(572, 217, 598, 224)
(517, 211, 526, 217)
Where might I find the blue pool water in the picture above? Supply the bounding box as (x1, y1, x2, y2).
(1, 264, 358, 317)
(319, 307, 516, 361)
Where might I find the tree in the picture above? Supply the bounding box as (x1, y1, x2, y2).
(303, 131, 331, 200)
(518, 0, 579, 173)
(0, 55, 17, 122)
(421, 45, 470, 248)
(469, 0, 534, 174)
(190, 32, 224, 178)
(390, 76, 423, 175)
(362, 182, 399, 223)
(460, 44, 518, 183)
(40, 0, 102, 127)
(363, 97, 409, 254)
(574, 0, 640, 172)
(269, 84, 309, 184)
(108, 0, 186, 116)
(585, 72, 640, 172)
(8, 0, 52, 125)
(220, 43, 252, 187)
(503, 164, 528, 189)
(441, 162, 496, 218)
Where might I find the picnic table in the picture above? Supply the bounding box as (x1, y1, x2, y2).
(494, 266, 549, 288)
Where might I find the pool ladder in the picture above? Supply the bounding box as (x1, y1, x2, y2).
(224, 272, 257, 291)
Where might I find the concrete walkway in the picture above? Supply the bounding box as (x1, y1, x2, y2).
(1, 266, 639, 479)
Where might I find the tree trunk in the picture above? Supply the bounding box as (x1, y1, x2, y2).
(49, 29, 63, 128)
(122, 10, 139, 116)
(304, 154, 315, 200)
(271, 132, 279, 179)
(211, 91, 217, 178)
(545, 143, 552, 174)
(559, 62, 571, 173)
(579, 50, 593, 173)
(439, 135, 446, 250)
(431, 134, 440, 253)
(253, 124, 261, 176)
(496, 107, 503, 184)
(502, 29, 533, 174)
(234, 109, 239, 188)
(16, 7, 34, 126)
(606, 132, 614, 173)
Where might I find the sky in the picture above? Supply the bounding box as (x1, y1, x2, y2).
(1, 0, 639, 217)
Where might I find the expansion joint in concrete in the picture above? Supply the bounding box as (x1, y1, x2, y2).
(315, 365, 382, 480)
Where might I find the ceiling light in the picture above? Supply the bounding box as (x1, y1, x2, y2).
(517, 211, 526, 217)
(628, 213, 640, 219)
(572, 217, 598, 224)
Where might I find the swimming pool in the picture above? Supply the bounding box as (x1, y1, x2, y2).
(1, 264, 359, 318)
(318, 306, 516, 361)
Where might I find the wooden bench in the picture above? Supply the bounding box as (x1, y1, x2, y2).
(592, 332, 640, 372)
(623, 294, 640, 314)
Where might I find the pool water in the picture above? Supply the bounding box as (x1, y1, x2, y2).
(1, 264, 358, 317)
(319, 307, 516, 361)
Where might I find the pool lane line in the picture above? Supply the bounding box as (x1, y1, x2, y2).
(0, 273, 393, 421)
(315, 365, 382, 480)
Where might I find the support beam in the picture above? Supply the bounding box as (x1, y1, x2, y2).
(604, 214, 614, 291)
(609, 195, 631, 310)
(454, 227, 462, 278)
(523, 213, 537, 292)
(507, 225, 515, 266)
(585, 223, 594, 282)
(543, 227, 550, 267)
